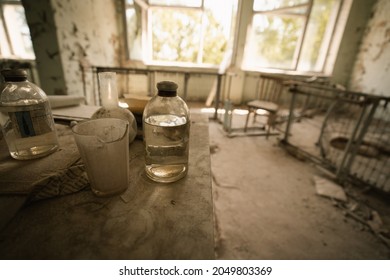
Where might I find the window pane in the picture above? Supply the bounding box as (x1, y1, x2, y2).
(298, 0, 340, 72)
(151, 8, 202, 63)
(143, 0, 237, 66)
(202, 0, 237, 64)
(245, 14, 304, 69)
(148, 0, 202, 7)
(3, 4, 35, 59)
(253, 0, 309, 12)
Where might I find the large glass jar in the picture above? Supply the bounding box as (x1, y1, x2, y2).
(142, 81, 190, 183)
(0, 69, 59, 160)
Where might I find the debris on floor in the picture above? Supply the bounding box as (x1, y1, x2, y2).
(207, 115, 390, 259)
(313, 175, 348, 202)
(337, 203, 390, 249)
(313, 174, 390, 247)
(367, 210, 384, 233)
(209, 144, 220, 154)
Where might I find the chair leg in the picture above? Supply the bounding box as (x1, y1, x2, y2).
(266, 112, 276, 139)
(266, 122, 271, 139)
(244, 108, 251, 132)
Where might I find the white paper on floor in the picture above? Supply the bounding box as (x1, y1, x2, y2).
(313, 175, 348, 202)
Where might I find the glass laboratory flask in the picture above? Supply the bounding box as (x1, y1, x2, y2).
(91, 71, 137, 144)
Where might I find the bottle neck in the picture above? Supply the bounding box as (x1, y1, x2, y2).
(99, 72, 119, 108)
(101, 89, 118, 108)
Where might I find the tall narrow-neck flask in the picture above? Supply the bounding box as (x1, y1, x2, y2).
(143, 81, 190, 183)
(0, 69, 59, 160)
(91, 71, 137, 144)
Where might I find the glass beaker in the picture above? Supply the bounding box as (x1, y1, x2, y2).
(72, 118, 129, 197)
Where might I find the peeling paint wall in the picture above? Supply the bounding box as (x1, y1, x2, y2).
(330, 0, 376, 87)
(52, 0, 120, 103)
(349, 0, 390, 96)
(22, 0, 66, 96)
(23, 0, 121, 103)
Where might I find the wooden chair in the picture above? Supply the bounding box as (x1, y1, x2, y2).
(244, 75, 284, 138)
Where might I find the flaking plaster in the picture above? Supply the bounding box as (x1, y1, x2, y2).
(349, 0, 390, 96)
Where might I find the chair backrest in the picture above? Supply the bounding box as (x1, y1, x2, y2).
(255, 74, 284, 104)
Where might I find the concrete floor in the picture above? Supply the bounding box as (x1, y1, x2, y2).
(201, 109, 390, 260)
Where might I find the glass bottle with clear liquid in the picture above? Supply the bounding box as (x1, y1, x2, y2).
(143, 81, 190, 183)
(0, 69, 59, 160)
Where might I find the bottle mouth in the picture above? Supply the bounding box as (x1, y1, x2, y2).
(156, 81, 178, 97)
(157, 91, 177, 97)
(1, 69, 28, 82)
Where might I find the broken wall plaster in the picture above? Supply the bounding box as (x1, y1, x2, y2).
(349, 0, 390, 96)
(330, 0, 376, 88)
(22, 0, 67, 95)
(51, 0, 120, 99)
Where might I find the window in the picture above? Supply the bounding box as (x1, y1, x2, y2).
(0, 0, 34, 59)
(124, 0, 343, 74)
(243, 0, 341, 73)
(124, 0, 238, 67)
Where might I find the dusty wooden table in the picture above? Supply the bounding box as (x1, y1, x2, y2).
(0, 113, 214, 259)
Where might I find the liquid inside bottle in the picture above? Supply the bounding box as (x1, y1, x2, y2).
(144, 114, 189, 183)
(0, 99, 59, 160)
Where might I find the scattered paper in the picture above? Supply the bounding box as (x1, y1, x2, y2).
(52, 104, 101, 121)
(48, 95, 85, 108)
(313, 175, 348, 202)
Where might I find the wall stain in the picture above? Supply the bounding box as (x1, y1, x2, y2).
(46, 50, 59, 59)
(72, 22, 78, 35)
(386, 27, 390, 39)
(372, 28, 390, 61)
